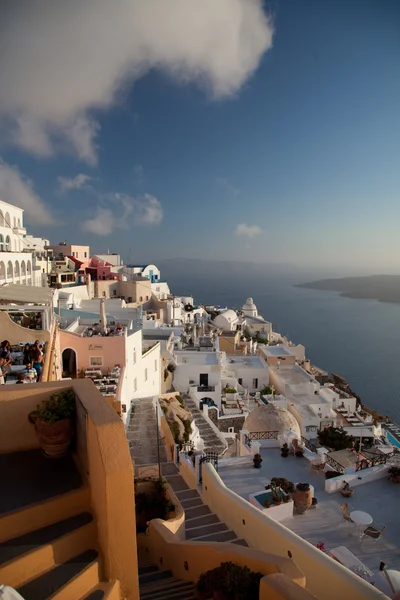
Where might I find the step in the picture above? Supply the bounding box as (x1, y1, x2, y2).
(232, 539, 249, 547)
(140, 577, 193, 595)
(174, 489, 199, 501)
(139, 569, 173, 586)
(0, 450, 83, 517)
(81, 581, 121, 600)
(164, 475, 189, 493)
(179, 497, 204, 509)
(184, 504, 212, 519)
(161, 463, 179, 476)
(0, 512, 96, 589)
(16, 549, 99, 600)
(185, 522, 229, 540)
(0, 486, 90, 543)
(190, 529, 239, 543)
(140, 582, 196, 599)
(138, 564, 159, 576)
(184, 513, 220, 527)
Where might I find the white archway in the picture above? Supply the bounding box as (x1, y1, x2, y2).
(0, 211, 4, 227)
(7, 260, 13, 280)
(5, 235, 10, 251)
(0, 234, 3, 251)
(5, 212, 10, 228)
(0, 261, 5, 281)
(14, 261, 20, 282)
(62, 348, 77, 378)
(21, 260, 26, 283)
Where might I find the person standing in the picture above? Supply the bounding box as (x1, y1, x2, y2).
(23, 343, 32, 365)
(32, 349, 44, 382)
(0, 357, 9, 385)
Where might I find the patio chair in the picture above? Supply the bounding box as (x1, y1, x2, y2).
(341, 503, 355, 525)
(362, 524, 386, 542)
(311, 461, 325, 473)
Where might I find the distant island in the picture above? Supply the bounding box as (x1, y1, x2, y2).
(295, 275, 400, 305)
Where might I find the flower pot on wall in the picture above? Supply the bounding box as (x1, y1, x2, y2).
(31, 417, 73, 458)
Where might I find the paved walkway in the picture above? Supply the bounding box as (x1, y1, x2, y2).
(127, 398, 167, 467)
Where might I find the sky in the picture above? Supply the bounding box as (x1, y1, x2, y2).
(0, 0, 399, 272)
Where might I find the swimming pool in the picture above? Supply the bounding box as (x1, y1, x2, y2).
(385, 431, 400, 449)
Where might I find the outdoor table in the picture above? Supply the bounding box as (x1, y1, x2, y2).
(350, 511, 373, 536)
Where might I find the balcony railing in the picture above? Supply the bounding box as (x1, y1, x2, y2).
(197, 385, 215, 392)
(324, 454, 346, 474)
(301, 436, 319, 454)
(355, 450, 397, 471)
(248, 430, 279, 440)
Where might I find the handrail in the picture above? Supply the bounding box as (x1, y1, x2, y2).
(301, 436, 318, 454)
(324, 454, 346, 474)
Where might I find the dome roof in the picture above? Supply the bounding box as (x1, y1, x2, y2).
(215, 309, 237, 324)
(244, 404, 300, 437)
(242, 297, 257, 310)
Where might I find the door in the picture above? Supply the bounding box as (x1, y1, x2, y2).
(199, 373, 208, 387)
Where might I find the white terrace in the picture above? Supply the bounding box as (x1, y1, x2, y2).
(218, 448, 400, 576)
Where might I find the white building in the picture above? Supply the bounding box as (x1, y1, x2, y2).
(214, 309, 240, 331)
(241, 298, 272, 339)
(0, 199, 42, 286)
(166, 296, 206, 325)
(173, 349, 222, 408)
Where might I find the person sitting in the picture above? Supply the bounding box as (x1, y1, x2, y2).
(32, 349, 44, 382)
(24, 362, 38, 383)
(16, 373, 26, 384)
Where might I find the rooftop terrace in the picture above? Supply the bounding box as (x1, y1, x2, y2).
(218, 449, 400, 577)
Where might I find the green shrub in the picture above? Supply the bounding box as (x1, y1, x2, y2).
(318, 426, 354, 451)
(28, 388, 76, 424)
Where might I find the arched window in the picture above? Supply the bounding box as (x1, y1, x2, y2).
(0, 211, 4, 227)
(17, 218, 21, 228)
(7, 261, 13, 279)
(27, 260, 32, 274)
(14, 261, 20, 281)
(5, 212, 10, 228)
(5, 236, 10, 251)
(0, 234, 3, 251)
(0, 262, 5, 280)
(21, 260, 26, 279)
(13, 216, 16, 227)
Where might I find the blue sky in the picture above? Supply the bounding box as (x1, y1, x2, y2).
(0, 0, 399, 271)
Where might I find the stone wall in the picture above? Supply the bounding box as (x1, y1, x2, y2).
(208, 406, 245, 433)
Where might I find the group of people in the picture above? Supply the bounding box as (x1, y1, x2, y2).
(0, 339, 45, 385)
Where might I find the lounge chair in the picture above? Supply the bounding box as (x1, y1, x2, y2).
(362, 525, 386, 541)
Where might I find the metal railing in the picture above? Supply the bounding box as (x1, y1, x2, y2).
(301, 436, 318, 453)
(243, 433, 251, 447)
(248, 431, 279, 440)
(324, 454, 346, 474)
(355, 451, 396, 471)
(199, 451, 219, 483)
(197, 385, 215, 392)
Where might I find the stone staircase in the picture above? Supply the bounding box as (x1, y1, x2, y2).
(127, 397, 167, 467)
(139, 561, 197, 599)
(0, 449, 118, 599)
(161, 463, 247, 546)
(183, 396, 227, 455)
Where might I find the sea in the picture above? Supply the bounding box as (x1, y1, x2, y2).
(161, 267, 400, 423)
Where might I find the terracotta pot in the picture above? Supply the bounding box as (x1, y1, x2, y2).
(33, 418, 73, 458)
(293, 485, 312, 514)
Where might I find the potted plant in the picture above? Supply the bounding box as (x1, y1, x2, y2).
(270, 477, 294, 495)
(196, 562, 263, 600)
(253, 453, 263, 469)
(281, 442, 289, 457)
(270, 483, 283, 505)
(28, 388, 76, 458)
(388, 467, 400, 483)
(292, 482, 312, 514)
(340, 481, 354, 497)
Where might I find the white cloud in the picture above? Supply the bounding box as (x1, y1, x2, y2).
(0, 1, 273, 164)
(81, 193, 163, 236)
(58, 173, 92, 193)
(217, 177, 240, 197)
(235, 222, 262, 238)
(0, 159, 55, 225)
(133, 164, 144, 184)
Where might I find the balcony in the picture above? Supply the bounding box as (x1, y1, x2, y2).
(197, 385, 215, 392)
(13, 226, 27, 235)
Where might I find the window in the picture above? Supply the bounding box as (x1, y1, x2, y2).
(154, 359, 157, 371)
(144, 368, 148, 382)
(76, 252, 79, 258)
(113, 290, 117, 296)
(146, 295, 149, 300)
(305, 425, 317, 433)
(133, 349, 136, 364)
(139, 296, 143, 302)
(90, 356, 103, 366)
(72, 252, 75, 257)
(228, 427, 235, 434)
(238, 378, 243, 386)
(84, 252, 87, 258)
(134, 378, 137, 392)
(252, 378, 258, 389)
(156, 287, 160, 292)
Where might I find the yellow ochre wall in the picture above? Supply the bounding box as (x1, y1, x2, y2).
(0, 380, 139, 600)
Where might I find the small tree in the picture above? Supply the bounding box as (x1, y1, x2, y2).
(318, 426, 354, 451)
